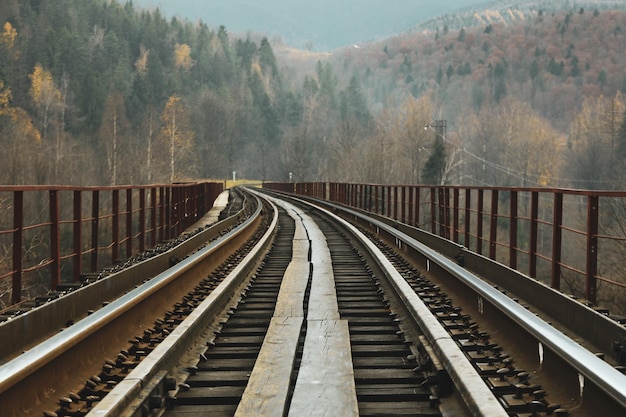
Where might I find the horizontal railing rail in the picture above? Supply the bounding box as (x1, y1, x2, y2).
(0, 182, 223, 309)
(263, 182, 626, 311)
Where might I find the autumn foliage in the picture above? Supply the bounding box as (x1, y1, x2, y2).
(0, 1, 626, 189)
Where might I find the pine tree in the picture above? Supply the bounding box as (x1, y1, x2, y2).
(422, 136, 446, 185)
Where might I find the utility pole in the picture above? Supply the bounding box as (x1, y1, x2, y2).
(433, 119, 446, 142)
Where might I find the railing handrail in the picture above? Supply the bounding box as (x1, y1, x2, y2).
(0, 181, 224, 309)
(263, 181, 626, 312)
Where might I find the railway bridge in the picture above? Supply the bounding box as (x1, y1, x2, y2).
(0, 182, 625, 417)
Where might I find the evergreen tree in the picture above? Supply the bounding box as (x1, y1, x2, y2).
(446, 64, 454, 80)
(339, 74, 371, 127)
(530, 60, 539, 79)
(457, 28, 466, 42)
(258, 37, 278, 77)
(399, 54, 411, 74)
(422, 136, 446, 185)
(236, 37, 257, 72)
(570, 56, 580, 77)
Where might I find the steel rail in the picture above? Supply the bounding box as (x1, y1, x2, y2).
(85, 194, 279, 416)
(0, 193, 264, 398)
(302, 194, 626, 411)
(0, 189, 243, 361)
(270, 191, 509, 417)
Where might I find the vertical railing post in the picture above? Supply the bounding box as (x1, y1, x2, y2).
(184, 185, 190, 230)
(408, 187, 414, 226)
(179, 185, 184, 232)
(415, 187, 421, 227)
(50, 190, 61, 290)
(139, 188, 146, 253)
(393, 186, 398, 220)
(361, 184, 365, 210)
(126, 189, 133, 259)
(437, 188, 445, 236)
(112, 189, 120, 262)
(551, 192, 563, 290)
(453, 188, 460, 243)
(179, 186, 187, 231)
(12, 191, 23, 304)
(170, 186, 177, 237)
(91, 190, 100, 272)
(430, 187, 437, 234)
(529, 191, 539, 278)
(510, 190, 518, 270)
(150, 188, 156, 247)
(186, 185, 193, 228)
(200, 184, 207, 218)
(444, 188, 451, 239)
(160, 186, 166, 242)
(387, 186, 392, 217)
(374, 185, 378, 213)
(180, 184, 185, 230)
(464, 189, 471, 248)
(586, 195, 599, 304)
(350, 184, 355, 207)
(168, 186, 175, 238)
(401, 187, 407, 224)
(73, 191, 82, 282)
(191, 184, 198, 227)
(477, 189, 484, 255)
(489, 189, 499, 260)
(380, 185, 384, 214)
(167, 186, 174, 238)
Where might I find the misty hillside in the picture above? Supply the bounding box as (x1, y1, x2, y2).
(415, 0, 626, 31)
(321, 4, 626, 131)
(132, 0, 479, 50)
(133, 0, 626, 50)
(2, 0, 626, 191)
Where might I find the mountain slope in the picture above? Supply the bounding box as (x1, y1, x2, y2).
(132, 0, 479, 50)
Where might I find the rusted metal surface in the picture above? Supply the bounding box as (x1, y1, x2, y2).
(264, 182, 626, 306)
(290, 192, 626, 415)
(9, 187, 625, 417)
(0, 190, 258, 417)
(0, 182, 223, 309)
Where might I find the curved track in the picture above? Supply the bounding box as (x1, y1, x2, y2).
(1, 187, 624, 417)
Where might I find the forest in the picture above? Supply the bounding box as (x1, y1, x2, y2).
(1, 0, 626, 190)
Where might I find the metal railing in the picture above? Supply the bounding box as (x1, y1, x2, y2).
(263, 182, 626, 309)
(0, 182, 223, 308)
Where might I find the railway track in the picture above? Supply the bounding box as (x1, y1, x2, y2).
(0, 187, 624, 416)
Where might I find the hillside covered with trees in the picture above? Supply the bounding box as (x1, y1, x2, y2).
(1, 0, 626, 190)
(288, 4, 626, 189)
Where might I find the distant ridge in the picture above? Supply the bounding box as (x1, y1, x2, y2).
(131, 0, 477, 50)
(414, 0, 626, 33)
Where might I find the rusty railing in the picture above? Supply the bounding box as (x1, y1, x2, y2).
(0, 181, 223, 308)
(264, 181, 626, 309)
